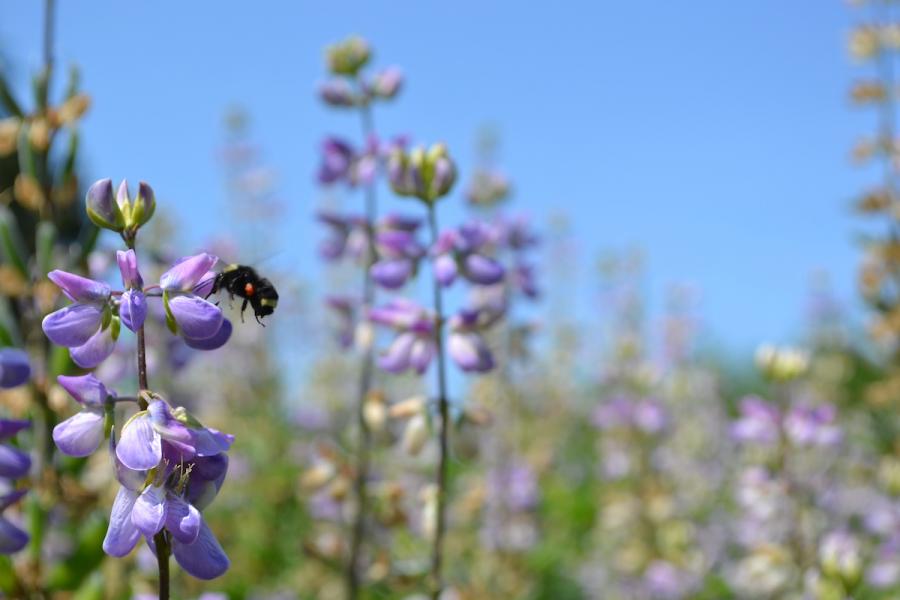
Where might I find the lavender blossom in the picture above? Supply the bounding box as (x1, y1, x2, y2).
(371, 228, 425, 289)
(160, 253, 232, 349)
(117, 249, 147, 332)
(41, 270, 118, 368)
(104, 436, 230, 579)
(0, 349, 30, 389)
(431, 222, 504, 288)
(368, 299, 436, 374)
(447, 308, 496, 373)
(316, 211, 369, 262)
(52, 374, 116, 457)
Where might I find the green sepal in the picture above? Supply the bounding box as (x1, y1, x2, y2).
(110, 316, 121, 341)
(0, 206, 29, 278)
(163, 290, 178, 334)
(100, 305, 112, 332)
(103, 402, 115, 440)
(35, 221, 56, 278)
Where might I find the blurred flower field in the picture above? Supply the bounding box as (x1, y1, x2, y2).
(3, 2, 900, 599)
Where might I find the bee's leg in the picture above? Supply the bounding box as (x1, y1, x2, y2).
(255, 314, 266, 327)
(241, 298, 249, 323)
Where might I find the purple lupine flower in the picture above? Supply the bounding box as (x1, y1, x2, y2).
(317, 137, 356, 185)
(52, 374, 116, 457)
(371, 229, 425, 290)
(368, 66, 403, 100)
(0, 488, 28, 553)
(369, 299, 436, 374)
(498, 215, 539, 251)
(116, 399, 234, 471)
(447, 308, 496, 373)
(0, 420, 30, 480)
(104, 437, 230, 579)
(730, 396, 781, 445)
(784, 403, 842, 447)
(318, 79, 357, 107)
(0, 418, 30, 554)
(0, 349, 30, 389)
(431, 222, 505, 287)
(316, 137, 379, 188)
(316, 211, 369, 262)
(117, 250, 147, 332)
(512, 262, 539, 299)
(42, 270, 118, 368)
(160, 254, 232, 350)
(325, 296, 356, 349)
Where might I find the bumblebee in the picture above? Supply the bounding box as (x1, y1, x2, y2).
(207, 264, 278, 325)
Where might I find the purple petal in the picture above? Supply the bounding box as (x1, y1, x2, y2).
(147, 401, 194, 447)
(116, 249, 143, 289)
(42, 304, 103, 347)
(103, 486, 141, 557)
(172, 521, 229, 580)
(448, 332, 495, 373)
(184, 319, 232, 351)
(371, 259, 412, 289)
(0, 349, 30, 389)
(378, 332, 416, 373)
(410, 338, 435, 374)
(0, 420, 29, 441)
(116, 413, 161, 471)
(165, 496, 201, 544)
(433, 254, 458, 287)
(169, 295, 224, 340)
(70, 325, 116, 369)
(0, 489, 27, 512)
(186, 454, 229, 510)
(160, 254, 219, 292)
(0, 444, 30, 478)
(119, 289, 147, 332)
(192, 271, 218, 298)
(47, 270, 110, 304)
(57, 373, 108, 406)
(0, 518, 28, 554)
(190, 427, 234, 457)
(52, 409, 104, 457)
(132, 484, 167, 537)
(463, 254, 504, 285)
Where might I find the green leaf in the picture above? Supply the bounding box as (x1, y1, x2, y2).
(35, 221, 56, 278)
(0, 74, 23, 117)
(0, 206, 29, 278)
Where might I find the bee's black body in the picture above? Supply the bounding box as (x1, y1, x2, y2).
(208, 264, 278, 325)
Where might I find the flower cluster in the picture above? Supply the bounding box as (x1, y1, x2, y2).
(43, 178, 236, 583)
(318, 36, 403, 107)
(0, 349, 31, 554)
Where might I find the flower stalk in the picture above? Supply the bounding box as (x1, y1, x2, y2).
(427, 202, 451, 600)
(347, 86, 378, 600)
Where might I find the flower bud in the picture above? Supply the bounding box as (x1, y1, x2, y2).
(819, 531, 862, 590)
(401, 413, 429, 456)
(363, 392, 387, 432)
(755, 344, 809, 382)
(85, 179, 125, 232)
(369, 67, 403, 100)
(388, 143, 457, 203)
(131, 181, 156, 229)
(325, 36, 371, 76)
(319, 79, 358, 107)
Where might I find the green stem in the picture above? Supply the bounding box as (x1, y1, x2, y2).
(426, 203, 450, 600)
(125, 236, 170, 600)
(347, 94, 378, 600)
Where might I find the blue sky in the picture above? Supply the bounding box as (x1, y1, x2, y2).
(1, 1, 875, 353)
